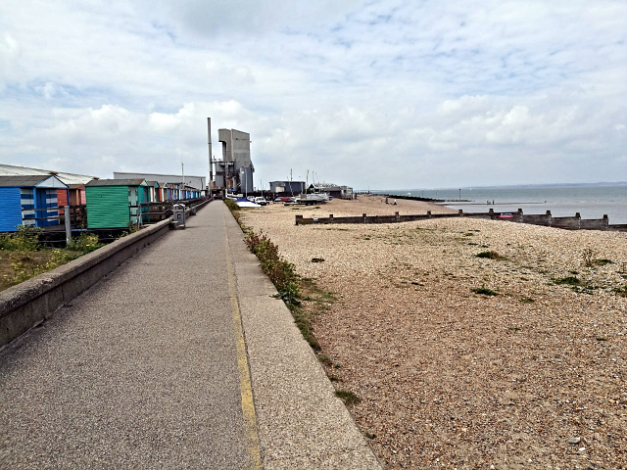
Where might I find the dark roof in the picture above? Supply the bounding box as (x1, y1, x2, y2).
(0, 175, 53, 187)
(86, 178, 146, 187)
(146, 181, 159, 186)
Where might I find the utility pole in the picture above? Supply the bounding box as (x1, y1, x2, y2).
(207, 117, 213, 196)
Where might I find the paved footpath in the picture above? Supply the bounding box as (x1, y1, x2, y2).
(0, 202, 382, 469)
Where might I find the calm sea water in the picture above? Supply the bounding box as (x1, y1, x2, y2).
(380, 185, 627, 225)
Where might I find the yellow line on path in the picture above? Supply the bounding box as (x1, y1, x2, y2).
(224, 215, 263, 469)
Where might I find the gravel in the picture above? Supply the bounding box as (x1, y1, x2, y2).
(241, 195, 627, 469)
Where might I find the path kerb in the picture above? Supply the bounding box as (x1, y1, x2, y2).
(223, 206, 383, 469)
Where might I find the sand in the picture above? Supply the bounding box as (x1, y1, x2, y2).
(240, 195, 627, 469)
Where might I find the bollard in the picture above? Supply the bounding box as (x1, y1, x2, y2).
(64, 206, 71, 246)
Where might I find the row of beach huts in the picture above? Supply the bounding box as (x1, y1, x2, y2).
(0, 166, 202, 232)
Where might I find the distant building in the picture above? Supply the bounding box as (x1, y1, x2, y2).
(269, 181, 306, 195)
(309, 183, 354, 199)
(215, 129, 254, 193)
(113, 172, 205, 193)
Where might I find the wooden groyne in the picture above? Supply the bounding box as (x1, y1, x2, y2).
(295, 208, 627, 232)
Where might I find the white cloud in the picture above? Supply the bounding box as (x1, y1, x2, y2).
(0, 0, 625, 188)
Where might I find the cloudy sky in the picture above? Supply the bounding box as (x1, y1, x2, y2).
(0, 0, 625, 189)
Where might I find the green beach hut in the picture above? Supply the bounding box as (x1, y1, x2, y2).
(85, 179, 150, 228)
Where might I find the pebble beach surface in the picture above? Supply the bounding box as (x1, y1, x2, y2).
(240, 195, 627, 469)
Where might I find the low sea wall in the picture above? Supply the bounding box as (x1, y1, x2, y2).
(295, 208, 627, 232)
(0, 200, 212, 348)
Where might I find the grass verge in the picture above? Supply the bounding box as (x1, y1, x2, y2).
(225, 201, 367, 412)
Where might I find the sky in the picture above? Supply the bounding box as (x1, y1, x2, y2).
(0, 0, 625, 190)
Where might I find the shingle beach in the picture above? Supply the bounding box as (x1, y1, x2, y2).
(240, 195, 627, 469)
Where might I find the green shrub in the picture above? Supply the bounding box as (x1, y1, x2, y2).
(67, 233, 103, 253)
(0, 226, 42, 252)
(275, 281, 301, 305)
(224, 198, 239, 212)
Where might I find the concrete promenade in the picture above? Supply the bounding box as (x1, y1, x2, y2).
(0, 202, 381, 469)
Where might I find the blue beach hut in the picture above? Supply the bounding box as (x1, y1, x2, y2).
(0, 175, 68, 231)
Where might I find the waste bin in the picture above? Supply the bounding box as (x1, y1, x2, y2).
(173, 203, 186, 228)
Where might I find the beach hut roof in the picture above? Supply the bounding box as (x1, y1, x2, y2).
(86, 178, 147, 187)
(0, 174, 68, 188)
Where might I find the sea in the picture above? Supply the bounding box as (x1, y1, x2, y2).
(379, 184, 627, 225)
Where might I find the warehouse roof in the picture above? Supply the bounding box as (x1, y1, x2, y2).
(0, 164, 96, 185)
(0, 175, 67, 188)
(86, 178, 147, 187)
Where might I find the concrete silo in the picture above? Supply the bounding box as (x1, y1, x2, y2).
(217, 128, 254, 194)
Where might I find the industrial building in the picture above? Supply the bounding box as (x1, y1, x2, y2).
(269, 181, 306, 195)
(214, 129, 254, 193)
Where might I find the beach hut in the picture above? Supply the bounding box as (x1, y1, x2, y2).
(0, 175, 68, 231)
(85, 179, 150, 229)
(68, 184, 87, 206)
(56, 187, 71, 208)
(146, 181, 160, 203)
